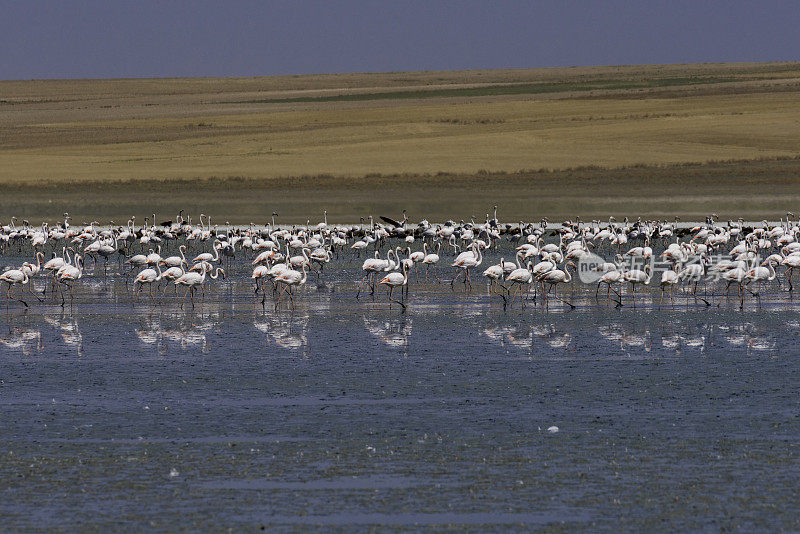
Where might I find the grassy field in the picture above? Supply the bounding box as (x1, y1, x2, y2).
(2, 62, 800, 223)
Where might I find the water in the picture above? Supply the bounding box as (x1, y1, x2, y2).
(1, 247, 799, 530)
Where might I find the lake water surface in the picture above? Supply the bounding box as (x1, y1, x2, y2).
(1, 251, 799, 530)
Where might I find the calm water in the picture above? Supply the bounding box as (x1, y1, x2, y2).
(1, 249, 799, 530)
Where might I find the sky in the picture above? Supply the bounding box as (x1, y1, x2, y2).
(1, 0, 799, 80)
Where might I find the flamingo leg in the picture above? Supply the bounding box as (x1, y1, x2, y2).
(26, 280, 43, 302)
(610, 286, 622, 307)
(275, 283, 289, 310)
(388, 285, 407, 311)
(551, 285, 576, 309)
(356, 273, 369, 299)
(450, 268, 462, 289)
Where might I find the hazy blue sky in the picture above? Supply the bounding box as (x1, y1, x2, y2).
(1, 1, 798, 80)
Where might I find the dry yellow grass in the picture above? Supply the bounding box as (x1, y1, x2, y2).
(2, 62, 800, 222)
(4, 92, 800, 183)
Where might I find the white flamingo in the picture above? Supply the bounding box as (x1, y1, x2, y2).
(174, 264, 225, 308)
(192, 241, 221, 264)
(538, 262, 576, 308)
(503, 261, 534, 308)
(746, 260, 777, 304)
(0, 268, 31, 307)
(422, 242, 441, 281)
(275, 263, 309, 309)
(379, 261, 409, 310)
(596, 269, 624, 306)
(133, 262, 163, 303)
(252, 264, 270, 295)
(451, 242, 482, 290)
(160, 265, 186, 295)
(58, 256, 84, 307)
(659, 269, 679, 305)
(161, 245, 188, 268)
(623, 263, 652, 307)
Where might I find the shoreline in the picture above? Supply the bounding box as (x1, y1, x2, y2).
(3, 158, 800, 225)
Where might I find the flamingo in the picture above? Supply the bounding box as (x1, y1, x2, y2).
(482, 257, 505, 294)
(623, 263, 652, 307)
(357, 250, 392, 298)
(408, 247, 425, 265)
(0, 268, 31, 307)
(20, 252, 45, 300)
(174, 264, 225, 308)
(351, 239, 368, 258)
(252, 249, 276, 267)
(531, 256, 556, 298)
(96, 233, 119, 274)
(161, 245, 188, 268)
(193, 241, 221, 264)
(502, 261, 534, 308)
(537, 262, 576, 309)
(43, 247, 70, 293)
(58, 256, 84, 307)
(274, 263, 309, 309)
(422, 242, 441, 281)
(659, 269, 679, 305)
(309, 246, 331, 274)
(160, 265, 186, 295)
(596, 269, 623, 307)
(146, 246, 163, 266)
(718, 265, 749, 308)
(451, 242, 483, 290)
(781, 253, 800, 291)
(379, 261, 409, 310)
(677, 255, 710, 304)
(252, 264, 270, 294)
(133, 262, 163, 304)
(125, 252, 149, 273)
(289, 248, 311, 269)
(746, 260, 777, 304)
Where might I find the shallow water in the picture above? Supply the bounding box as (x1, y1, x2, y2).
(1, 245, 799, 530)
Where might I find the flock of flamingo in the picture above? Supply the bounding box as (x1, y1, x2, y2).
(1, 209, 798, 311)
